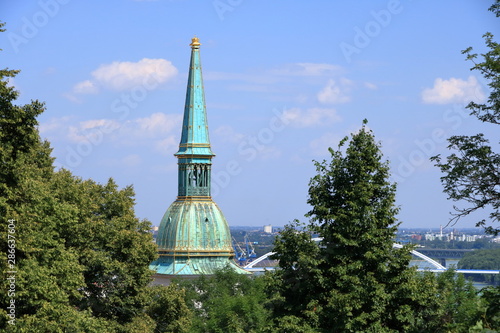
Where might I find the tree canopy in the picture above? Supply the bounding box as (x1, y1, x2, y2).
(177, 267, 270, 333)
(267, 122, 445, 332)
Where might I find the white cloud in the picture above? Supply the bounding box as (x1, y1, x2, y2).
(317, 78, 353, 104)
(133, 112, 181, 136)
(80, 119, 120, 131)
(38, 116, 73, 134)
(43, 113, 181, 151)
(92, 58, 177, 90)
(73, 80, 98, 94)
(281, 107, 341, 127)
(114, 112, 181, 147)
(62, 92, 83, 103)
(421, 76, 486, 104)
(70, 58, 178, 97)
(67, 126, 87, 143)
(67, 119, 120, 143)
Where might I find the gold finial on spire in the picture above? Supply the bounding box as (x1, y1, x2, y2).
(190, 36, 201, 48)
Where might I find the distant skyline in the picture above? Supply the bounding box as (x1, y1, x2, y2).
(1, 1, 498, 230)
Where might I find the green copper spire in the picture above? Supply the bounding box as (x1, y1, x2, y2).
(150, 37, 248, 279)
(175, 36, 214, 158)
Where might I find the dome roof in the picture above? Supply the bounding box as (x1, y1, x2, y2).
(151, 198, 248, 275)
(156, 199, 233, 254)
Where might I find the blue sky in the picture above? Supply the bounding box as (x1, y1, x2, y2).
(1, 0, 498, 230)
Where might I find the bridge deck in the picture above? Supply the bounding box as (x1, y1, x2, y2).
(244, 267, 500, 274)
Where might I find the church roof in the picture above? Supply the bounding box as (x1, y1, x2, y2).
(151, 199, 248, 275)
(155, 199, 233, 253)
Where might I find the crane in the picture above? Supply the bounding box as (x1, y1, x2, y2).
(244, 234, 257, 261)
(232, 237, 247, 265)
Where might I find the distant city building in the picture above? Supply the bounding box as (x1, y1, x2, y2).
(150, 38, 248, 284)
(418, 231, 483, 243)
(263, 225, 272, 234)
(466, 235, 478, 242)
(411, 234, 422, 241)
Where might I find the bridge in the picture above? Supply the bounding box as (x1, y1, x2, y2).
(416, 248, 474, 259)
(243, 243, 499, 276)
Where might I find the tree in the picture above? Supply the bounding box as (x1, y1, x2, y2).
(267, 121, 443, 332)
(145, 284, 193, 333)
(431, 1, 500, 235)
(481, 286, 500, 329)
(177, 267, 270, 333)
(433, 269, 485, 332)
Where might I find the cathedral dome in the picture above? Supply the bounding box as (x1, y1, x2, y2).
(151, 198, 246, 276)
(156, 199, 234, 255)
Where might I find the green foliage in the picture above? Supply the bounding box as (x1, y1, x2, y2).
(481, 286, 500, 329)
(264, 315, 316, 333)
(144, 284, 192, 333)
(178, 267, 270, 333)
(265, 220, 323, 330)
(434, 270, 486, 332)
(1, 304, 119, 333)
(431, 1, 500, 235)
(459, 248, 500, 285)
(267, 123, 446, 332)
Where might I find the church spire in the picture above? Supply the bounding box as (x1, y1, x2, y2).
(175, 36, 214, 158)
(175, 37, 214, 198)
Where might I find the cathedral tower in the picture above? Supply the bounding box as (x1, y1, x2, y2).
(150, 37, 247, 280)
